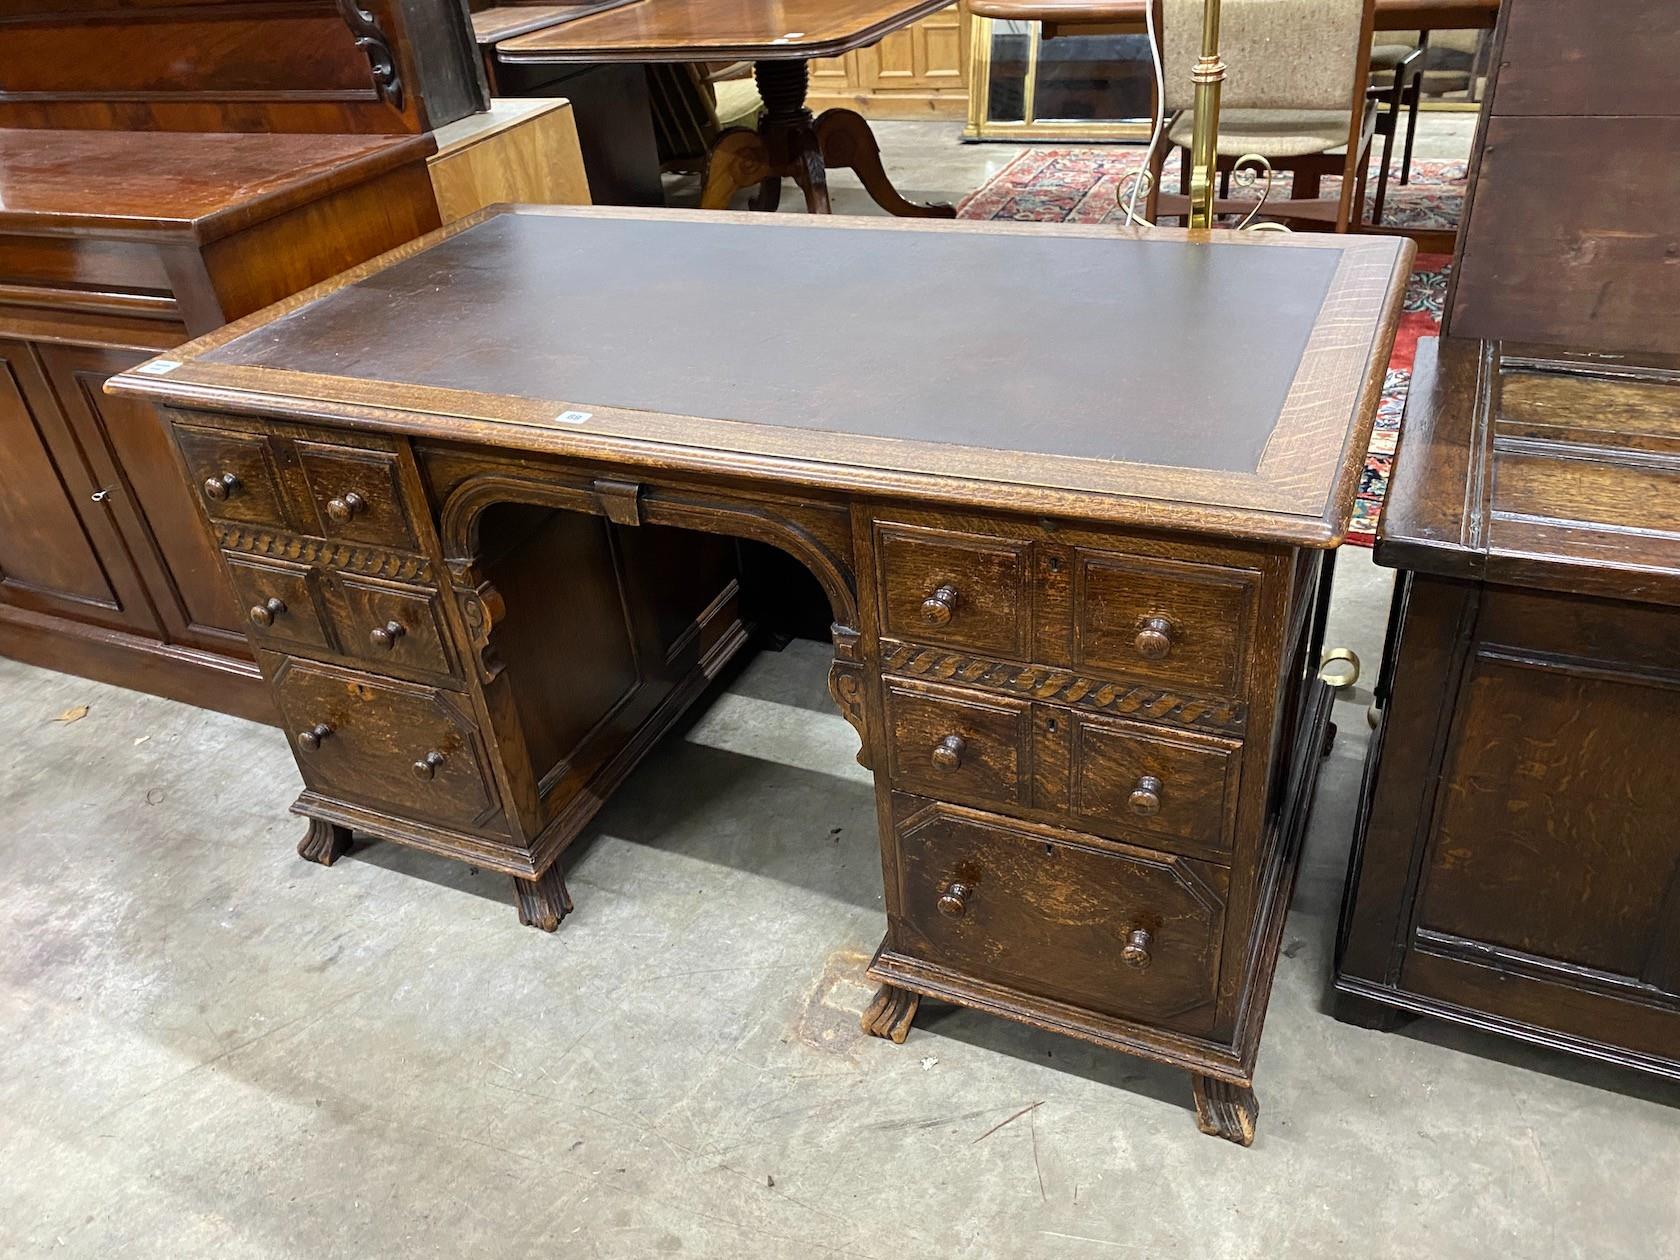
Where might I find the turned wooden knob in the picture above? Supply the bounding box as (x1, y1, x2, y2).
(1121, 928, 1153, 969)
(1128, 774, 1163, 816)
(937, 882, 971, 918)
(248, 596, 286, 628)
(297, 722, 333, 752)
(412, 750, 446, 781)
(326, 491, 366, 523)
(930, 734, 965, 771)
(920, 584, 959, 625)
(202, 472, 240, 502)
(1134, 616, 1175, 660)
(369, 620, 406, 650)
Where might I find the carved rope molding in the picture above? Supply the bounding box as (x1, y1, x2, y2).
(879, 640, 1247, 732)
(215, 523, 432, 583)
(335, 0, 405, 111)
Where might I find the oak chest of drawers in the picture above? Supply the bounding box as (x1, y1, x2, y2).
(111, 206, 1409, 1143)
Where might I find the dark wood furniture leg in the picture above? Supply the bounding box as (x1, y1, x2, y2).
(513, 864, 575, 932)
(699, 60, 954, 218)
(1191, 1075, 1259, 1146)
(860, 981, 921, 1043)
(298, 817, 352, 866)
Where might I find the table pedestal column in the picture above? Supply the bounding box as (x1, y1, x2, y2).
(701, 60, 955, 218)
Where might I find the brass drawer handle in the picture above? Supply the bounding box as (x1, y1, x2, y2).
(937, 881, 971, 918)
(412, 750, 447, 781)
(1134, 616, 1175, 659)
(248, 596, 286, 628)
(1121, 928, 1153, 969)
(930, 734, 965, 771)
(1128, 774, 1163, 816)
(369, 620, 407, 650)
(326, 491, 367, 523)
(920, 584, 959, 626)
(202, 472, 241, 502)
(297, 722, 334, 752)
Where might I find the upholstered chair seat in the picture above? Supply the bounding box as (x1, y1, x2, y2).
(1165, 108, 1354, 158)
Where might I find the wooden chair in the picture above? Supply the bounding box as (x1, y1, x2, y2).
(1367, 33, 1425, 223)
(1146, 0, 1378, 231)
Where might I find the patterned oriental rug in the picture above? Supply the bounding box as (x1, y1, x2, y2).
(956, 149, 1461, 547)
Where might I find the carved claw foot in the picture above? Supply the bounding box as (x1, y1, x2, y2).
(861, 982, 920, 1044)
(298, 818, 351, 866)
(1191, 1075, 1259, 1146)
(513, 864, 574, 932)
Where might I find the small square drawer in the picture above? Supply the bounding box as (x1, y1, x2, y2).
(885, 679, 1030, 813)
(175, 424, 288, 528)
(1073, 550, 1256, 697)
(296, 441, 417, 550)
(894, 797, 1226, 1034)
(224, 554, 329, 653)
(272, 658, 499, 833)
(329, 574, 456, 678)
(1066, 712, 1241, 854)
(878, 522, 1030, 658)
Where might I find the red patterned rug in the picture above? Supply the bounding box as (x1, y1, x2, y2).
(956, 149, 1459, 546)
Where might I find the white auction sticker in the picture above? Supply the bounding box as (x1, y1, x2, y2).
(135, 359, 182, 376)
(554, 410, 593, 425)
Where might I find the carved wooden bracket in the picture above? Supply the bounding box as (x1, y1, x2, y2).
(828, 623, 871, 770)
(335, 0, 405, 111)
(448, 559, 506, 684)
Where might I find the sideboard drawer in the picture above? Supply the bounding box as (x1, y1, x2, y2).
(175, 424, 289, 528)
(271, 657, 498, 832)
(878, 522, 1030, 659)
(225, 553, 329, 654)
(330, 574, 456, 679)
(1067, 712, 1242, 853)
(894, 798, 1226, 1034)
(1071, 550, 1256, 697)
(295, 440, 418, 550)
(885, 678, 1029, 812)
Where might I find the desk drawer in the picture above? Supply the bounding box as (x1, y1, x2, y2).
(1067, 712, 1241, 854)
(272, 657, 498, 832)
(295, 440, 417, 550)
(885, 678, 1029, 812)
(330, 574, 456, 678)
(894, 798, 1225, 1034)
(1071, 550, 1255, 697)
(225, 554, 329, 654)
(878, 522, 1030, 659)
(175, 424, 288, 528)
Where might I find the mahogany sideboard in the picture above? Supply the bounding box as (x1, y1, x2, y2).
(110, 207, 1410, 1143)
(1335, 336, 1680, 1080)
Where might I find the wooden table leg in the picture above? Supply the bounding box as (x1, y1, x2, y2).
(816, 109, 955, 219)
(702, 126, 774, 210)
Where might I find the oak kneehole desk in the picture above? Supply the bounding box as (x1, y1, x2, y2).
(109, 206, 1410, 1144)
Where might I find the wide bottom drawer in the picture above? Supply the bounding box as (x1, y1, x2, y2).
(890, 795, 1227, 1035)
(270, 655, 502, 834)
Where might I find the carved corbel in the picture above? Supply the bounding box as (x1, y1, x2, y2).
(448, 559, 507, 684)
(335, 0, 405, 111)
(828, 623, 872, 770)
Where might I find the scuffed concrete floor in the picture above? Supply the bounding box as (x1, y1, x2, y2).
(5, 121, 1677, 1258)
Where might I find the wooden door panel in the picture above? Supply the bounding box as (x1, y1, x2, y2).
(0, 338, 156, 633)
(39, 344, 246, 651)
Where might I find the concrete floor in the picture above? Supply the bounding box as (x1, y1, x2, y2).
(5, 119, 1678, 1258)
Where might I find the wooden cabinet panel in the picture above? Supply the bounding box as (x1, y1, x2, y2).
(806, 5, 969, 119)
(0, 338, 156, 634)
(38, 343, 246, 651)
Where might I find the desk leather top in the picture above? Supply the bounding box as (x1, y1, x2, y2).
(109, 207, 1411, 545)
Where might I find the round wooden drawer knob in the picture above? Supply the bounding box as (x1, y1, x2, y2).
(1121, 928, 1153, 969)
(202, 472, 240, 502)
(920, 584, 959, 626)
(369, 620, 407, 650)
(248, 596, 286, 628)
(326, 491, 367, 523)
(297, 722, 333, 752)
(1134, 616, 1175, 660)
(1128, 774, 1163, 816)
(937, 881, 972, 918)
(412, 750, 447, 781)
(931, 734, 966, 771)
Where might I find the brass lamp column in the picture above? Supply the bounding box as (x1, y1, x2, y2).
(1187, 0, 1225, 228)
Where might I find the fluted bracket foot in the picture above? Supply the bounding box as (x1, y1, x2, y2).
(298, 818, 351, 866)
(861, 982, 920, 1044)
(513, 865, 574, 932)
(1192, 1075, 1259, 1146)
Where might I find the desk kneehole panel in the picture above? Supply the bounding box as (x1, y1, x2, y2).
(270, 656, 501, 833)
(893, 797, 1227, 1035)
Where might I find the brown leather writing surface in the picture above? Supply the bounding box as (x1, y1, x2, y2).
(206, 211, 1339, 473)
